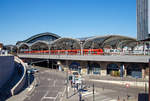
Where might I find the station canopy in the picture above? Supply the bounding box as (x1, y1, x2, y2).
(83, 35, 137, 49)
(31, 41, 49, 50)
(17, 33, 137, 51)
(50, 38, 81, 50)
(16, 32, 60, 45)
(18, 43, 29, 52)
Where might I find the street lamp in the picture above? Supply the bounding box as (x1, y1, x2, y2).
(27, 70, 31, 87)
(66, 60, 69, 98)
(149, 59, 150, 101)
(80, 41, 83, 55)
(93, 83, 95, 101)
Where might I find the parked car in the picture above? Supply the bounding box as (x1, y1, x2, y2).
(72, 71, 80, 79)
(71, 71, 82, 84)
(27, 68, 39, 74)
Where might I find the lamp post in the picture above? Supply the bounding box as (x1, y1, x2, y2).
(149, 59, 150, 101)
(93, 83, 95, 101)
(66, 60, 69, 98)
(27, 70, 31, 87)
(48, 40, 51, 68)
(80, 41, 83, 55)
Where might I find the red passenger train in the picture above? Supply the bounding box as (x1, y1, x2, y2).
(24, 49, 103, 55)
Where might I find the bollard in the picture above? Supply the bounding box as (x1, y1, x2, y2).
(102, 87, 104, 91)
(117, 96, 120, 101)
(145, 83, 147, 93)
(127, 95, 129, 100)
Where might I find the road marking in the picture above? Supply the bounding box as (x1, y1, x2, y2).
(41, 91, 49, 101)
(41, 90, 60, 101)
(90, 95, 107, 100)
(43, 96, 56, 99)
(53, 80, 56, 87)
(24, 68, 66, 101)
(47, 78, 51, 81)
(93, 95, 116, 101)
(60, 87, 66, 101)
(109, 100, 117, 101)
(82, 91, 97, 97)
(102, 98, 113, 101)
(54, 92, 59, 101)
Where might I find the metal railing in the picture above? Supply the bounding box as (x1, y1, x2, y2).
(18, 51, 150, 56)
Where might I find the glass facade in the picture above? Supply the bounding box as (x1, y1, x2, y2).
(83, 36, 136, 49)
(137, 0, 150, 40)
(27, 35, 57, 43)
(50, 38, 80, 50)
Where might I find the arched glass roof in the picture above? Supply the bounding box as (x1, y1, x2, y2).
(16, 32, 60, 45)
(31, 41, 49, 50)
(18, 43, 29, 49)
(18, 43, 29, 52)
(50, 38, 81, 50)
(16, 33, 138, 51)
(83, 35, 137, 49)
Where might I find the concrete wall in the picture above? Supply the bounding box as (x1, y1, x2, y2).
(0, 56, 14, 88)
(12, 57, 27, 95)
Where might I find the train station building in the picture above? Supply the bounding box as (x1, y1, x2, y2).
(16, 32, 149, 79)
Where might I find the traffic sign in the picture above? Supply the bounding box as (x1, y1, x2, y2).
(125, 83, 130, 88)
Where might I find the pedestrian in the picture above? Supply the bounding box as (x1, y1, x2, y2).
(76, 83, 78, 90)
(70, 80, 73, 87)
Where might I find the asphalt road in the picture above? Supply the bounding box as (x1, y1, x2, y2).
(23, 67, 146, 101)
(24, 69, 66, 101)
(83, 80, 146, 101)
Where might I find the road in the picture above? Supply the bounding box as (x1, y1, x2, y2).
(23, 67, 146, 101)
(82, 80, 145, 101)
(24, 68, 66, 101)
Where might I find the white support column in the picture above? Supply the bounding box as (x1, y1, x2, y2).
(142, 68, 145, 79)
(100, 69, 107, 76)
(80, 41, 83, 55)
(100, 63, 107, 76)
(124, 69, 127, 77)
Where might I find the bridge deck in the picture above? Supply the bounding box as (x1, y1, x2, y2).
(18, 54, 150, 63)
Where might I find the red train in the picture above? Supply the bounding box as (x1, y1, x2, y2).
(23, 49, 103, 55)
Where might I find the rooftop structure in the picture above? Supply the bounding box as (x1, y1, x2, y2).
(16, 32, 138, 53)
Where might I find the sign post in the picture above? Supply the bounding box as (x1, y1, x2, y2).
(93, 83, 95, 101)
(125, 83, 130, 100)
(27, 70, 31, 87)
(149, 59, 150, 101)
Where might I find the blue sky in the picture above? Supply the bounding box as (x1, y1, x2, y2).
(0, 0, 136, 45)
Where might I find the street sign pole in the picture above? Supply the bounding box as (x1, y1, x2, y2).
(149, 59, 150, 101)
(93, 83, 95, 101)
(27, 70, 30, 87)
(66, 61, 68, 99)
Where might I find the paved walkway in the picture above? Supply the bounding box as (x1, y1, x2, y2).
(83, 75, 148, 88)
(85, 75, 148, 82)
